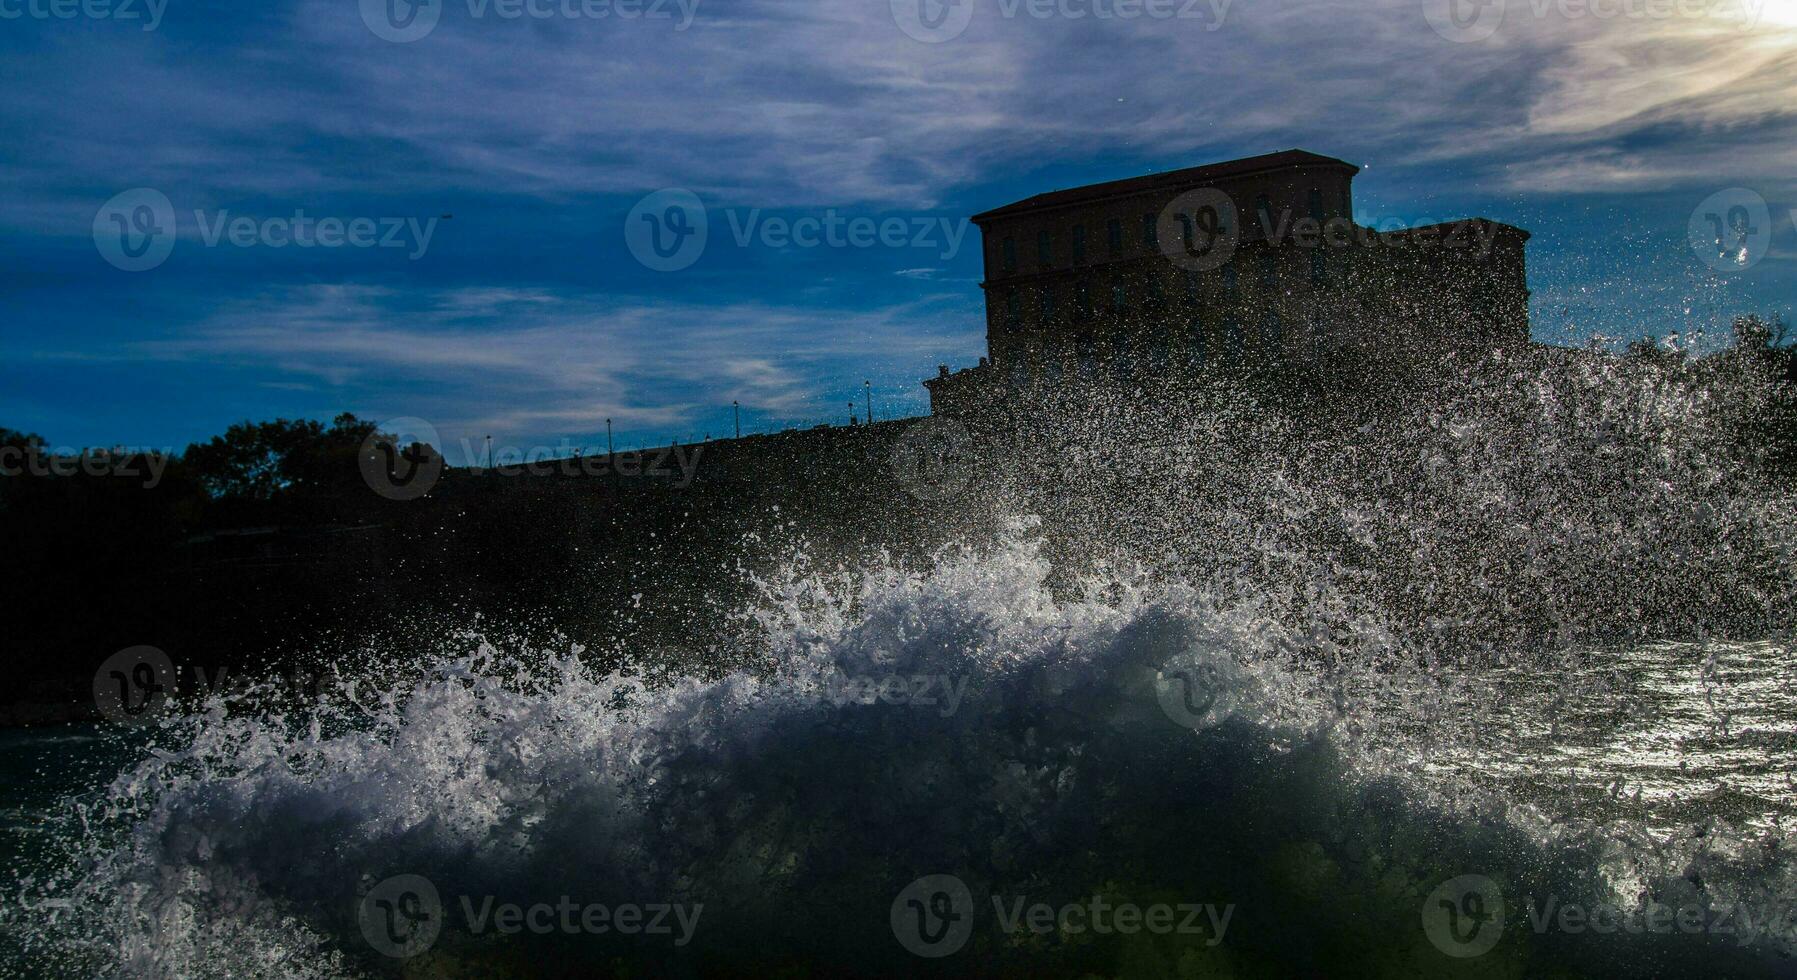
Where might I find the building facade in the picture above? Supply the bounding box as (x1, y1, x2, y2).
(925, 149, 1531, 415)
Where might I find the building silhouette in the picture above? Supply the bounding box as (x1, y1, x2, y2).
(925, 149, 1531, 414)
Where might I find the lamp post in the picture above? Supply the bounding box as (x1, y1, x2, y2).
(864, 380, 872, 425)
(606, 418, 613, 458)
(734, 400, 740, 440)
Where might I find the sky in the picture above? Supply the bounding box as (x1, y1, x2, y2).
(3, 0, 1795, 462)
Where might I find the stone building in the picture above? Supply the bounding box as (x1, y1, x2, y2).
(925, 149, 1531, 415)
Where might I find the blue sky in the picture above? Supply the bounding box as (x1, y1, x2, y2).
(4, 0, 1795, 462)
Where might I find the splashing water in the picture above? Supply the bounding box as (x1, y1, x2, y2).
(7, 350, 1797, 977)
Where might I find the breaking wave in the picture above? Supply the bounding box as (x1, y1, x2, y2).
(9, 347, 1797, 978)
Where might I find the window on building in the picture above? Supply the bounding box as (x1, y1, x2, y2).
(1107, 218, 1122, 256)
(1037, 230, 1052, 268)
(1141, 212, 1156, 247)
(1002, 237, 1017, 273)
(1072, 224, 1086, 264)
(1177, 213, 1194, 251)
(1005, 289, 1019, 324)
(1255, 195, 1274, 238)
(1308, 188, 1324, 222)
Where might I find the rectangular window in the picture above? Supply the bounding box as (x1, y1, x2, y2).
(1002, 237, 1016, 273)
(1107, 218, 1122, 256)
(1037, 230, 1052, 268)
(1141, 212, 1156, 247)
(1005, 289, 1019, 323)
(1308, 188, 1324, 222)
(1071, 224, 1086, 264)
